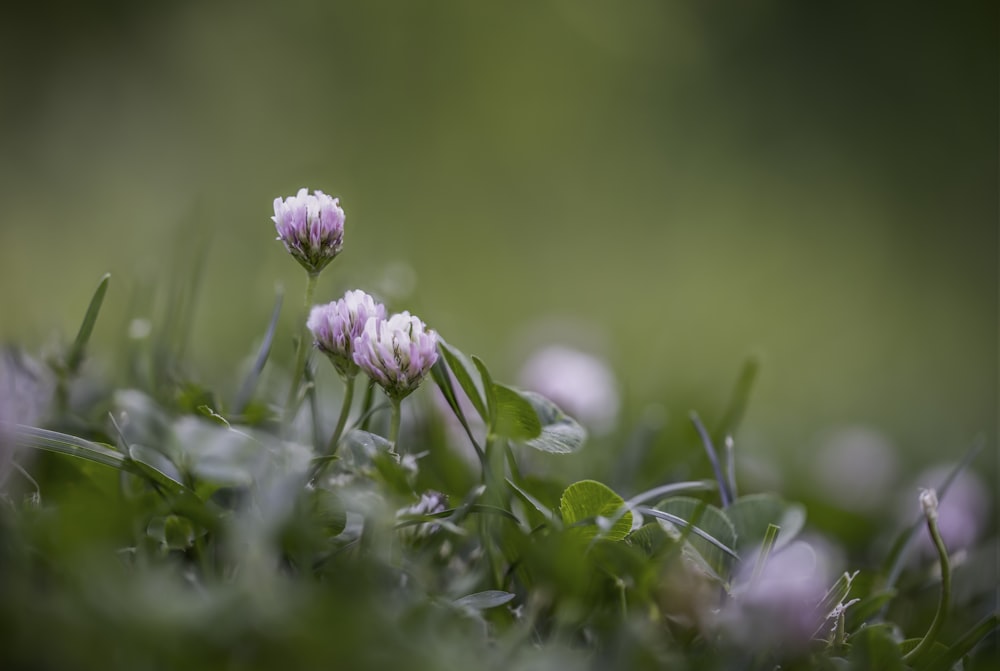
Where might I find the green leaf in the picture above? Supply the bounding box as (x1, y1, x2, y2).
(472, 356, 497, 427)
(311, 487, 347, 538)
(517, 391, 586, 454)
(492, 384, 542, 441)
(560, 480, 632, 542)
(924, 612, 999, 671)
(846, 589, 897, 630)
(10, 424, 126, 470)
(437, 339, 488, 422)
(128, 443, 186, 488)
(453, 590, 515, 610)
(146, 515, 197, 551)
(647, 496, 738, 578)
(848, 625, 904, 671)
(507, 477, 559, 527)
(66, 272, 110, 374)
(726, 493, 805, 552)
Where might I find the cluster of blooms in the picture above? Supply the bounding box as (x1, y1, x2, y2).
(309, 294, 438, 400)
(276, 188, 438, 401)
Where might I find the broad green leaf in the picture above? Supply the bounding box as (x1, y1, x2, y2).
(924, 612, 998, 671)
(66, 272, 110, 374)
(310, 487, 347, 538)
(651, 496, 738, 578)
(560, 479, 632, 542)
(453, 590, 515, 610)
(507, 477, 559, 527)
(437, 339, 488, 422)
(517, 391, 586, 454)
(726, 493, 805, 552)
(492, 384, 542, 441)
(146, 515, 196, 551)
(129, 443, 186, 488)
(846, 589, 897, 630)
(848, 625, 904, 671)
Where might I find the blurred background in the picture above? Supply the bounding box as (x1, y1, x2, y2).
(0, 1, 995, 511)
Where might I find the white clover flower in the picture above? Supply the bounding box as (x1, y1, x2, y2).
(307, 290, 387, 378)
(272, 188, 345, 275)
(353, 312, 439, 400)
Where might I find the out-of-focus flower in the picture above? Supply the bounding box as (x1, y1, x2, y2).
(1, 348, 54, 487)
(810, 425, 899, 513)
(397, 490, 449, 540)
(272, 188, 345, 275)
(308, 290, 387, 378)
(717, 538, 843, 654)
(353, 312, 438, 400)
(517, 344, 619, 434)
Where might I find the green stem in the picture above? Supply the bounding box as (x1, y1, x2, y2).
(359, 379, 376, 431)
(284, 272, 319, 426)
(326, 374, 356, 458)
(903, 494, 951, 665)
(388, 396, 402, 454)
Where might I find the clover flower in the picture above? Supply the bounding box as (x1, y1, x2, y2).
(353, 312, 438, 400)
(307, 290, 387, 378)
(272, 188, 345, 275)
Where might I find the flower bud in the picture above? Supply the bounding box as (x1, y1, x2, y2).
(307, 290, 387, 378)
(272, 188, 345, 275)
(353, 312, 439, 400)
(920, 488, 939, 521)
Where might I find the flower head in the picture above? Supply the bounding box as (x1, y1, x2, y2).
(353, 312, 439, 400)
(272, 188, 345, 275)
(307, 290, 387, 378)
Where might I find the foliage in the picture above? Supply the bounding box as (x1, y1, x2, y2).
(0, 216, 996, 671)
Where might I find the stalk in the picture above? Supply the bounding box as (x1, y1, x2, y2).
(326, 374, 356, 458)
(284, 272, 319, 425)
(903, 489, 951, 665)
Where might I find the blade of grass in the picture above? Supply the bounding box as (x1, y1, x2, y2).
(11, 423, 126, 470)
(713, 356, 759, 444)
(750, 523, 781, 585)
(437, 340, 488, 422)
(691, 411, 732, 507)
(66, 273, 111, 374)
(637, 506, 740, 560)
(233, 287, 283, 414)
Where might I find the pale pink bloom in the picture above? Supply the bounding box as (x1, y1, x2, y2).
(272, 188, 345, 274)
(353, 312, 438, 400)
(307, 290, 386, 378)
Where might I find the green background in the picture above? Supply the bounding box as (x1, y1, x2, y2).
(1, 2, 995, 487)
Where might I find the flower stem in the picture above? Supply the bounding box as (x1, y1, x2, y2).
(284, 272, 319, 426)
(902, 490, 951, 665)
(388, 396, 402, 454)
(326, 374, 356, 458)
